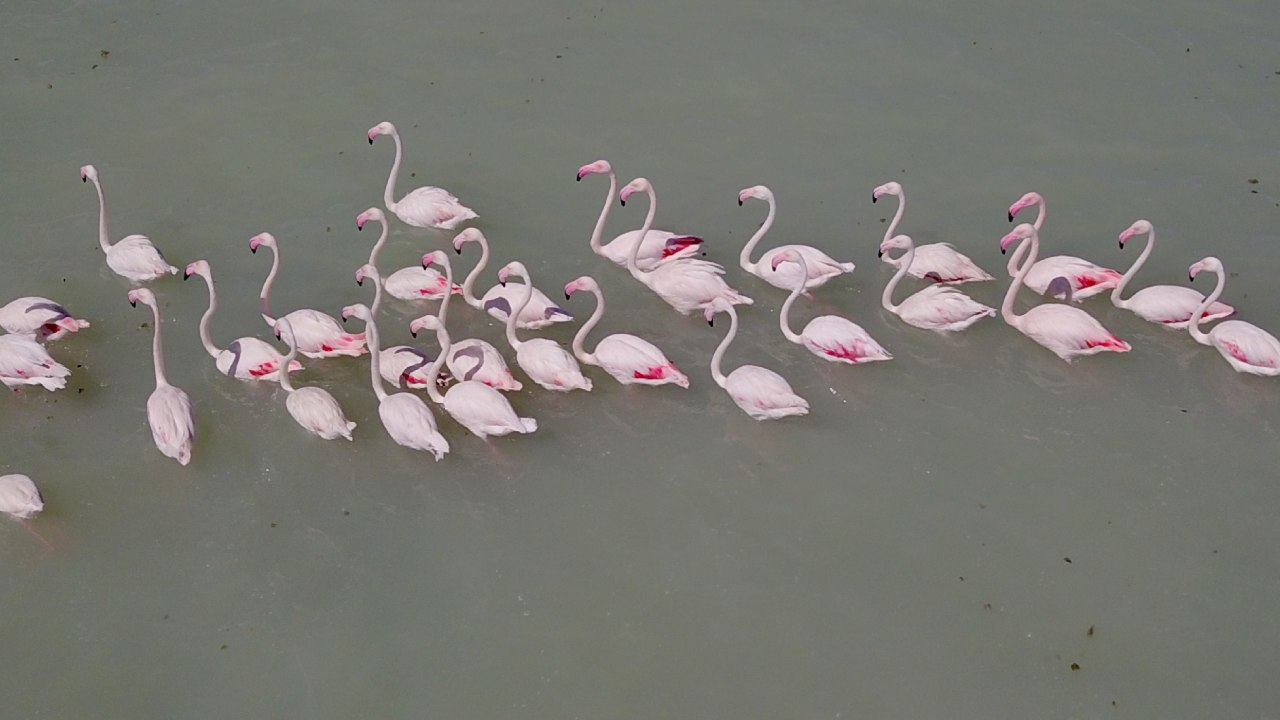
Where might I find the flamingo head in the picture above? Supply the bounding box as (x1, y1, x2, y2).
(452, 227, 483, 254)
(248, 232, 276, 253)
(341, 303, 370, 323)
(355, 263, 378, 287)
(80, 164, 98, 183)
(737, 185, 772, 206)
(272, 318, 296, 344)
(878, 234, 914, 258)
(367, 121, 395, 144)
(871, 181, 902, 203)
(769, 249, 803, 272)
(410, 314, 443, 338)
(183, 260, 211, 281)
(1188, 256, 1223, 282)
(1000, 223, 1037, 254)
(702, 298, 731, 327)
(127, 288, 155, 308)
(1118, 219, 1153, 249)
(1007, 191, 1042, 222)
(496, 261, 525, 287)
(563, 275, 596, 299)
(576, 160, 612, 181)
(421, 250, 447, 270)
(618, 177, 651, 206)
(356, 207, 383, 230)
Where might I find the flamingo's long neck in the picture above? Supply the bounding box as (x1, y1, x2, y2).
(882, 191, 905, 244)
(278, 333, 298, 393)
(1112, 229, 1154, 309)
(588, 172, 618, 255)
(363, 312, 389, 402)
(91, 178, 113, 253)
(708, 305, 737, 389)
(460, 237, 489, 310)
(258, 244, 280, 325)
(145, 301, 170, 388)
(383, 130, 404, 212)
(570, 287, 604, 365)
(423, 326, 449, 404)
(367, 269, 384, 317)
(1188, 267, 1225, 346)
(367, 219, 389, 268)
(1000, 233, 1039, 327)
(1007, 198, 1045, 276)
(626, 186, 658, 283)
(504, 271, 533, 350)
(739, 195, 776, 273)
(777, 256, 807, 344)
(196, 274, 222, 359)
(435, 256, 454, 327)
(880, 242, 915, 314)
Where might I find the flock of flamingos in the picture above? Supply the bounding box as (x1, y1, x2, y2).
(0, 120, 1276, 522)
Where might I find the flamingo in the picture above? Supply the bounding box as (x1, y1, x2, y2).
(705, 299, 809, 420)
(409, 251, 522, 392)
(80, 164, 178, 283)
(341, 303, 449, 459)
(619, 178, 753, 314)
(879, 234, 995, 332)
(0, 334, 70, 391)
(126, 288, 195, 465)
(183, 260, 301, 381)
(367, 121, 477, 230)
(737, 184, 855, 292)
(411, 315, 537, 439)
(497, 262, 592, 392)
(999, 224, 1130, 362)
(1006, 191, 1122, 299)
(453, 228, 573, 328)
(1113, 220, 1234, 328)
(0, 474, 43, 519)
(356, 207, 460, 301)
(771, 251, 892, 363)
(576, 159, 703, 269)
(355, 262, 445, 390)
(1187, 257, 1280, 376)
(871, 181, 992, 283)
(249, 232, 366, 358)
(273, 318, 357, 441)
(564, 275, 690, 387)
(0, 297, 90, 341)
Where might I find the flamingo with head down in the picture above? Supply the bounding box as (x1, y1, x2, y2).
(1113, 220, 1234, 328)
(871, 181, 992, 283)
(80, 164, 179, 284)
(249, 232, 366, 358)
(355, 262, 444, 390)
(497, 261, 592, 392)
(0, 297, 90, 341)
(273, 318, 357, 441)
(771, 251, 892, 364)
(705, 299, 808, 420)
(1187, 257, 1280, 376)
(0, 334, 70, 391)
(576, 159, 703, 269)
(879, 235, 995, 333)
(737, 184, 855, 292)
(184, 260, 301, 381)
(453, 228, 573, 328)
(1006, 191, 1122, 300)
(129, 288, 195, 465)
(367, 121, 477, 230)
(356, 207, 460, 301)
(564, 275, 689, 387)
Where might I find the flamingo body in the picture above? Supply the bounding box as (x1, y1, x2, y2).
(881, 242, 993, 283)
(286, 387, 356, 441)
(706, 300, 808, 421)
(0, 334, 70, 390)
(439, 381, 537, 438)
(384, 266, 461, 301)
(0, 474, 43, 519)
(1021, 257, 1122, 300)
(368, 121, 476, 230)
(214, 337, 300, 381)
(1124, 286, 1234, 329)
(147, 384, 195, 464)
(378, 393, 450, 457)
(1188, 257, 1280, 376)
(479, 283, 573, 328)
(0, 297, 91, 341)
(795, 316, 893, 364)
(880, 235, 994, 333)
(578, 159, 703, 269)
(448, 338, 522, 391)
(380, 346, 437, 389)
(106, 235, 179, 283)
(515, 339, 593, 391)
(592, 335, 689, 387)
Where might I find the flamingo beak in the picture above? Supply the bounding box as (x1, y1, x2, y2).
(877, 250, 883, 258)
(410, 326, 418, 338)
(707, 317, 714, 327)
(357, 277, 364, 286)
(871, 193, 878, 203)
(1007, 211, 1015, 222)
(183, 270, 191, 280)
(1001, 247, 1006, 255)
(737, 199, 743, 206)
(129, 299, 136, 307)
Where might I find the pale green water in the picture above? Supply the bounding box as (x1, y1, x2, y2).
(3, 1, 1280, 717)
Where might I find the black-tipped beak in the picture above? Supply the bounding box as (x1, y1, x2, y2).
(1189, 273, 1195, 282)
(341, 315, 348, 323)
(410, 328, 418, 338)
(707, 318, 714, 327)
(1001, 247, 1007, 255)
(274, 330, 281, 339)
(871, 194, 877, 203)
(183, 271, 191, 280)
(1118, 241, 1124, 249)
(1007, 212, 1014, 222)
(357, 278, 364, 286)
(737, 199, 743, 206)
(368, 137, 373, 145)
(576, 173, 583, 182)
(619, 199, 626, 207)
(129, 299, 137, 307)
(250, 246, 257, 254)
(82, 176, 87, 183)
(357, 223, 363, 231)
(454, 246, 461, 255)
(565, 292, 571, 300)
(877, 250, 883, 258)
(499, 278, 507, 287)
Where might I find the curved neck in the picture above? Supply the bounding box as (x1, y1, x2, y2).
(91, 178, 113, 252)
(436, 258, 454, 327)
(882, 192, 905, 244)
(1188, 267, 1224, 345)
(196, 274, 221, 358)
(368, 271, 384, 317)
(1112, 230, 1153, 308)
(777, 256, 807, 343)
(570, 287, 604, 364)
(423, 327, 449, 404)
(383, 130, 403, 211)
(880, 244, 915, 313)
(504, 274, 533, 349)
(278, 337, 298, 393)
(739, 194, 776, 272)
(258, 244, 280, 324)
(626, 186, 658, 281)
(709, 306, 737, 388)
(588, 171, 618, 254)
(146, 301, 170, 388)
(367, 219, 389, 267)
(460, 237, 490, 309)
(1007, 199, 1045, 276)
(1000, 235, 1039, 326)
(364, 315, 388, 401)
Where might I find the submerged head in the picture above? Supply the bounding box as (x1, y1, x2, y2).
(769, 249, 804, 272)
(409, 314, 444, 337)
(737, 185, 773, 206)
(1118, 219, 1153, 248)
(1000, 223, 1037, 254)
(496, 261, 527, 286)
(248, 232, 277, 253)
(355, 263, 379, 286)
(127, 288, 157, 308)
(341, 303, 372, 323)
(1007, 191, 1043, 222)
(878, 234, 915, 258)
(356, 207, 384, 230)
(183, 259, 212, 281)
(452, 227, 484, 254)
(367, 121, 396, 144)
(871, 181, 902, 203)
(563, 275, 600, 299)
(618, 177, 651, 206)
(1188, 256, 1224, 281)
(80, 164, 99, 183)
(576, 159, 612, 181)
(421, 250, 449, 271)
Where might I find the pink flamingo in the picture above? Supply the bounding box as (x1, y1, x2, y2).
(80, 164, 178, 283)
(129, 288, 195, 465)
(1187, 257, 1280, 376)
(497, 262, 592, 392)
(1007, 191, 1122, 299)
(619, 178, 753, 314)
(355, 262, 444, 390)
(367, 121, 477, 230)
(1113, 220, 1234, 328)
(576, 159, 703, 269)
(342, 303, 450, 459)
(184, 260, 301, 381)
(356, 207, 459, 301)
(879, 235, 995, 332)
(738, 185, 855, 292)
(871, 181, 992, 283)
(0, 334, 70, 391)
(273, 319, 357, 441)
(0, 474, 43, 519)
(249, 233, 366, 358)
(705, 298, 809, 420)
(412, 314, 538, 439)
(1000, 224, 1130, 361)
(453, 228, 573, 328)
(772, 251, 892, 363)
(0, 297, 90, 341)
(410, 251, 522, 392)
(564, 275, 690, 387)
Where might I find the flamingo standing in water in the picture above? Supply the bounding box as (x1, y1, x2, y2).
(999, 224, 1130, 362)
(619, 178, 753, 315)
(273, 318, 357, 441)
(0, 297, 90, 341)
(249, 232, 366, 358)
(871, 181, 992, 283)
(1112, 220, 1234, 328)
(737, 184, 855, 292)
(80, 164, 178, 283)
(0, 333, 70, 391)
(453, 228, 573, 328)
(1187, 257, 1280, 376)
(412, 315, 537, 439)
(576, 159, 703, 269)
(771, 251, 892, 364)
(705, 299, 808, 420)
(879, 235, 995, 332)
(564, 275, 689, 387)
(342, 303, 450, 459)
(356, 207, 459, 301)
(497, 262, 592, 392)
(129, 288, 195, 465)
(0, 474, 43, 519)
(355, 262, 442, 390)
(368, 121, 477, 230)
(184, 260, 301, 381)
(1006, 191, 1122, 299)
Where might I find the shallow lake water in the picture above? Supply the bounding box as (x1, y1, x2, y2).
(3, 1, 1280, 717)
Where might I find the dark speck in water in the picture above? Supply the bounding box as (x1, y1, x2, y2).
(1064, 557, 1072, 563)
(92, 64, 99, 70)
(100, 50, 110, 58)
(343, 510, 350, 516)
(1087, 625, 1095, 637)
(1248, 178, 1259, 184)
(220, 644, 228, 650)
(1070, 662, 1080, 671)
